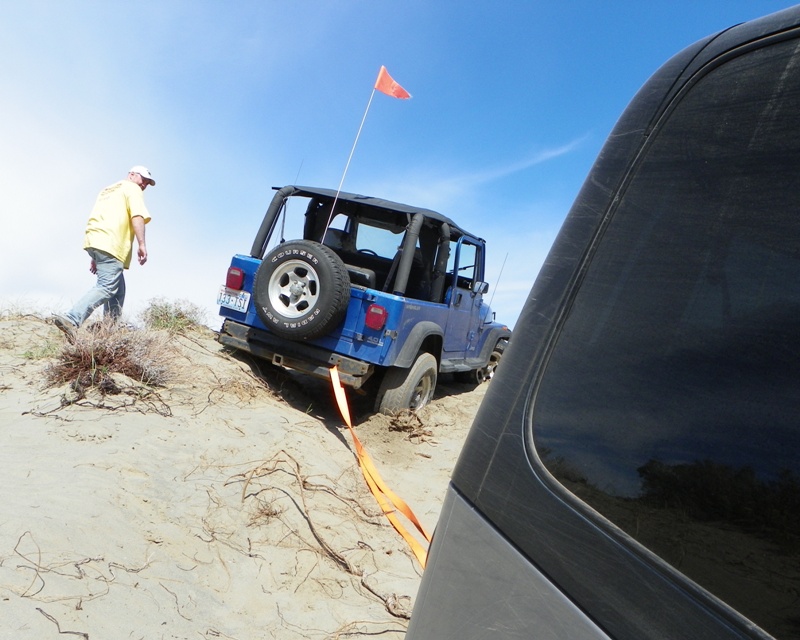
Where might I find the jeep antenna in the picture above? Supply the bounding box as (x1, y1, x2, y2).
(486, 252, 508, 317)
(322, 66, 412, 244)
(278, 159, 304, 243)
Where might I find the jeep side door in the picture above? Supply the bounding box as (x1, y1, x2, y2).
(442, 237, 484, 358)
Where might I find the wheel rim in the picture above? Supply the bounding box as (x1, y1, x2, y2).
(476, 351, 501, 383)
(267, 259, 320, 319)
(409, 370, 435, 411)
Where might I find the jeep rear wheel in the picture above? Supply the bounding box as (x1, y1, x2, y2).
(254, 240, 350, 340)
(375, 352, 438, 414)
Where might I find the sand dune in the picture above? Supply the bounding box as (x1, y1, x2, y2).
(0, 316, 486, 639)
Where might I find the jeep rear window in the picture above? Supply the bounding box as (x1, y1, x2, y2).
(354, 222, 403, 260)
(531, 37, 800, 637)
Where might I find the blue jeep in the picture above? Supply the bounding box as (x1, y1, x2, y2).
(216, 185, 511, 413)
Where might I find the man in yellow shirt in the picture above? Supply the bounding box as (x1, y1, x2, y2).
(52, 166, 155, 339)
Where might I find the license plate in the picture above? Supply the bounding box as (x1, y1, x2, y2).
(217, 286, 251, 312)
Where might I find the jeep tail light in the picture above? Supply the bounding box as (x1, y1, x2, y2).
(365, 304, 387, 330)
(226, 267, 245, 290)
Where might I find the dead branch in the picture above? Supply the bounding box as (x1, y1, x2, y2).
(388, 411, 435, 444)
(107, 556, 153, 577)
(359, 576, 412, 619)
(328, 618, 408, 639)
(233, 451, 364, 576)
(160, 583, 192, 621)
(14, 531, 44, 597)
(36, 608, 89, 639)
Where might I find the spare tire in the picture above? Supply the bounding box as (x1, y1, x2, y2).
(254, 240, 351, 340)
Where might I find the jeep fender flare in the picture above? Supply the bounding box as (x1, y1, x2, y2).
(474, 327, 512, 366)
(392, 321, 444, 368)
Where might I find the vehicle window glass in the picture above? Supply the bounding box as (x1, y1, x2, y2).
(319, 214, 353, 251)
(448, 241, 477, 289)
(327, 213, 348, 232)
(354, 223, 403, 260)
(531, 38, 800, 639)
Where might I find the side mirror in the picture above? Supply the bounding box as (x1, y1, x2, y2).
(473, 281, 489, 295)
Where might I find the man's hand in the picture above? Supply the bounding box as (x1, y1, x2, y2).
(132, 215, 148, 266)
(89, 259, 97, 275)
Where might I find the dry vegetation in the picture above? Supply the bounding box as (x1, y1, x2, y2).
(41, 299, 206, 400)
(138, 297, 208, 333)
(43, 319, 175, 391)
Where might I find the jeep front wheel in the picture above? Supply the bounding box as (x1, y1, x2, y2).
(254, 240, 350, 340)
(455, 340, 506, 385)
(375, 352, 438, 414)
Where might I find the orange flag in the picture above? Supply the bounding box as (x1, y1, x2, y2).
(374, 66, 411, 99)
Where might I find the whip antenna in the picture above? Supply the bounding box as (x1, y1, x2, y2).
(487, 252, 508, 311)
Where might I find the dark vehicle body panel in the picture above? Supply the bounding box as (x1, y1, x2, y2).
(408, 5, 800, 640)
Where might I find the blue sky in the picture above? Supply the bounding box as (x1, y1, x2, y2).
(1, 1, 795, 329)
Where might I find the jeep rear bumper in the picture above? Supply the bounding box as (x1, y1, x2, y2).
(217, 319, 374, 389)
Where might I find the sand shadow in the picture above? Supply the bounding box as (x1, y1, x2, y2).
(220, 345, 482, 432)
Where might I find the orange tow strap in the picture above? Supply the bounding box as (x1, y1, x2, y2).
(329, 366, 431, 568)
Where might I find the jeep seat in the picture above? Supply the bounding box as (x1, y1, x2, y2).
(345, 264, 377, 288)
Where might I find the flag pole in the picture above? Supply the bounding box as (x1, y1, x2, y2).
(323, 88, 377, 242)
(338, 89, 376, 198)
(323, 66, 410, 241)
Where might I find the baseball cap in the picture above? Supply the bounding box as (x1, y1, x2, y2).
(129, 165, 156, 186)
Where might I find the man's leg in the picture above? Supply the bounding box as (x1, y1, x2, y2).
(103, 270, 126, 320)
(64, 249, 125, 327)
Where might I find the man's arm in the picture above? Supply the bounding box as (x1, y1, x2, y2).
(132, 215, 147, 265)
